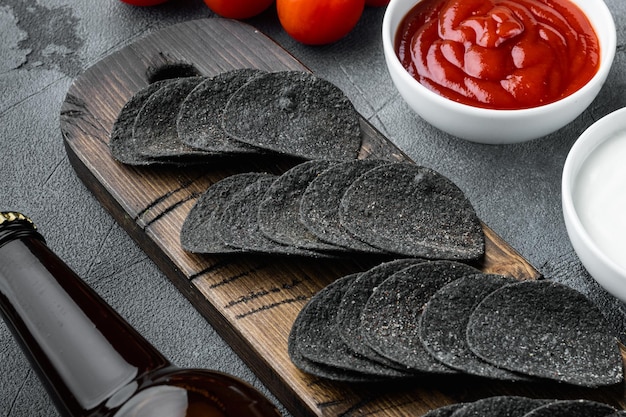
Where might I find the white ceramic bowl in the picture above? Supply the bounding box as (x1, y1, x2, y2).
(562, 107, 626, 302)
(382, 0, 616, 144)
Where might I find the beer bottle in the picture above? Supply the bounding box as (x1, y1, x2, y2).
(0, 212, 282, 417)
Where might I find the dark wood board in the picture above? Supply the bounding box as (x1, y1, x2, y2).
(59, 18, 626, 417)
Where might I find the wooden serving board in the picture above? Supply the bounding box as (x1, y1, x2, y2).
(60, 18, 625, 416)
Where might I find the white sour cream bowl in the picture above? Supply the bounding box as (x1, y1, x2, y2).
(562, 107, 626, 301)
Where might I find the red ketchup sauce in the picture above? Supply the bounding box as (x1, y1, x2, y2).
(396, 0, 600, 109)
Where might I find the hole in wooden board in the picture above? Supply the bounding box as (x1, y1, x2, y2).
(146, 61, 203, 84)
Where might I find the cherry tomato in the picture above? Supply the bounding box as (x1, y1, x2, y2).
(277, 0, 365, 45)
(119, 0, 170, 5)
(203, 0, 275, 19)
(365, 0, 389, 6)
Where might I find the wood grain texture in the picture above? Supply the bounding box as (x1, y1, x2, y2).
(59, 18, 626, 417)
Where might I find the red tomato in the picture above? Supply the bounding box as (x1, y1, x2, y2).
(120, 0, 170, 5)
(277, 0, 365, 45)
(203, 0, 275, 19)
(365, 0, 390, 6)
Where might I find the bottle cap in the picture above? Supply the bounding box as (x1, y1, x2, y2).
(0, 212, 36, 228)
(0, 212, 42, 247)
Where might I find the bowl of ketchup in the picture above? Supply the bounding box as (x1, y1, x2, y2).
(562, 107, 626, 302)
(382, 0, 616, 143)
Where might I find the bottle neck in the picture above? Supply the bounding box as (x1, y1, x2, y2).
(0, 233, 171, 415)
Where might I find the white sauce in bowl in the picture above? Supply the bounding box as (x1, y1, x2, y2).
(573, 129, 626, 271)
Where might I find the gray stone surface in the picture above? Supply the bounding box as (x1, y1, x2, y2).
(0, 0, 624, 416)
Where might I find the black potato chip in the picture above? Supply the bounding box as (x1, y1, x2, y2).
(521, 399, 616, 417)
(110, 80, 171, 165)
(360, 261, 479, 373)
(339, 162, 484, 260)
(418, 273, 526, 381)
(287, 343, 380, 383)
(467, 280, 623, 387)
(133, 76, 211, 158)
(177, 69, 265, 154)
(448, 396, 552, 417)
(222, 71, 362, 161)
(336, 259, 423, 370)
(257, 160, 346, 252)
(289, 273, 414, 379)
(217, 175, 321, 257)
(181, 173, 271, 254)
(299, 159, 390, 253)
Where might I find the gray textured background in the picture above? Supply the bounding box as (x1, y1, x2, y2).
(0, 0, 625, 416)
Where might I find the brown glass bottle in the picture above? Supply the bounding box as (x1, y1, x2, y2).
(0, 212, 282, 417)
